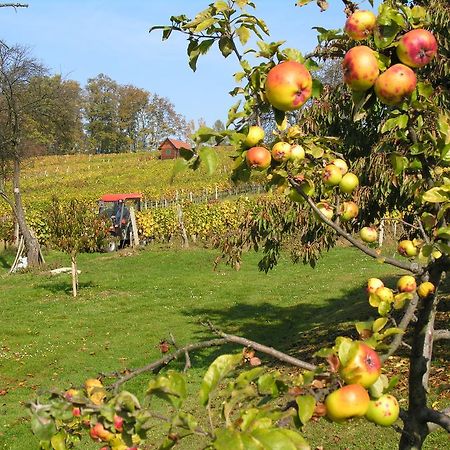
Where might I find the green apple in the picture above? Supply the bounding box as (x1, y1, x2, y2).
(290, 144, 305, 161)
(332, 158, 348, 175)
(360, 226, 377, 243)
(375, 286, 394, 303)
(339, 172, 359, 194)
(397, 240, 418, 257)
(367, 278, 384, 294)
(244, 125, 265, 147)
(339, 341, 382, 388)
(365, 394, 400, 426)
(315, 202, 334, 221)
(325, 384, 370, 422)
(340, 201, 359, 221)
(271, 141, 292, 162)
(323, 164, 343, 186)
(417, 281, 435, 299)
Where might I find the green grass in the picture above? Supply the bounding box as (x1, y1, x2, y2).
(0, 246, 447, 449)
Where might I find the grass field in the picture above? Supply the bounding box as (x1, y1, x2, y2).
(0, 245, 448, 449)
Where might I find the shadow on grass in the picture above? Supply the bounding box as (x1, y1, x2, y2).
(185, 275, 402, 368)
(37, 280, 97, 295)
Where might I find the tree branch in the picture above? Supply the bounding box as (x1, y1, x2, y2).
(433, 329, 450, 341)
(423, 407, 450, 433)
(203, 321, 317, 371)
(0, 3, 28, 7)
(288, 177, 424, 275)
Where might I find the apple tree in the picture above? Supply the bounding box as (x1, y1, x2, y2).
(28, 1, 449, 449)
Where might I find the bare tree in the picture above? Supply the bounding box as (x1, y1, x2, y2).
(0, 44, 46, 266)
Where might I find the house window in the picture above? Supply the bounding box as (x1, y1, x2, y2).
(166, 149, 172, 156)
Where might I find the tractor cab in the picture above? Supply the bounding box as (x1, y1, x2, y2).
(98, 193, 142, 251)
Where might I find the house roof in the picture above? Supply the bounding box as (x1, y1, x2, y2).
(159, 138, 191, 150)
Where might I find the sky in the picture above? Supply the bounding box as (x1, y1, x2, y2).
(0, 0, 378, 127)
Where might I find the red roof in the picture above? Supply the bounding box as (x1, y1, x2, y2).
(159, 138, 191, 150)
(100, 193, 142, 202)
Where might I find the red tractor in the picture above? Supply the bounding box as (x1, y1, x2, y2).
(98, 193, 142, 251)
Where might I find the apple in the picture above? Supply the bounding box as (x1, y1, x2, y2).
(332, 158, 348, 175)
(360, 227, 378, 243)
(367, 278, 384, 294)
(90, 422, 113, 442)
(113, 414, 124, 432)
(325, 384, 370, 422)
(64, 388, 80, 401)
(375, 286, 394, 303)
(322, 164, 343, 186)
(72, 407, 81, 417)
(245, 146, 271, 170)
(343, 46, 379, 91)
(290, 144, 305, 161)
(84, 378, 103, 395)
(244, 125, 265, 147)
(397, 239, 418, 257)
(340, 341, 382, 388)
(344, 10, 377, 40)
(397, 275, 417, 293)
(264, 60, 313, 111)
(365, 394, 400, 426)
(396, 29, 438, 68)
(339, 172, 359, 194)
(271, 141, 292, 162)
(374, 64, 417, 106)
(417, 281, 435, 299)
(340, 201, 359, 221)
(315, 202, 334, 221)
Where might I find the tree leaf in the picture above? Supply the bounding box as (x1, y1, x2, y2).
(296, 394, 316, 425)
(199, 353, 242, 406)
(219, 36, 235, 57)
(236, 25, 251, 45)
(423, 187, 449, 203)
(373, 317, 388, 333)
(198, 146, 219, 175)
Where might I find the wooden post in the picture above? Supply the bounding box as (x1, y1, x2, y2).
(378, 219, 385, 248)
(71, 254, 78, 298)
(129, 206, 140, 248)
(177, 204, 189, 248)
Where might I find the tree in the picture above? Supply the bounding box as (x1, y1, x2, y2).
(0, 44, 47, 266)
(28, 1, 449, 449)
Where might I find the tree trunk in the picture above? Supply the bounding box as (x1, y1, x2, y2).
(12, 158, 41, 266)
(71, 253, 78, 298)
(398, 267, 444, 450)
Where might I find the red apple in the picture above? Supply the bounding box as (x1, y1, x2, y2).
(113, 414, 124, 432)
(343, 46, 379, 91)
(417, 281, 435, 299)
(325, 384, 370, 422)
(397, 29, 438, 68)
(374, 64, 417, 105)
(340, 341, 382, 388)
(89, 423, 112, 442)
(365, 394, 400, 426)
(244, 125, 265, 147)
(397, 239, 418, 257)
(322, 164, 343, 186)
(340, 201, 359, 221)
(397, 275, 417, 293)
(246, 146, 271, 170)
(72, 407, 81, 417)
(367, 278, 384, 294)
(271, 141, 292, 162)
(339, 172, 359, 194)
(64, 388, 80, 401)
(345, 10, 377, 41)
(332, 158, 348, 175)
(265, 61, 313, 111)
(360, 227, 378, 243)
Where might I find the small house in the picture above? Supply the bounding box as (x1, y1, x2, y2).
(159, 138, 191, 160)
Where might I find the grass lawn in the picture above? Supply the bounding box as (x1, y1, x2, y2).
(0, 245, 448, 449)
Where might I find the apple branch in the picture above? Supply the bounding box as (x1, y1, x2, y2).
(288, 176, 424, 275)
(422, 407, 450, 433)
(433, 329, 450, 341)
(203, 320, 317, 371)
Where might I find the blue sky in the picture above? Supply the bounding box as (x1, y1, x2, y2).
(0, 0, 377, 126)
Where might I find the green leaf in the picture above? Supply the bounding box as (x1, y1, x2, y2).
(195, 17, 216, 32)
(368, 375, 386, 399)
(337, 338, 354, 367)
(296, 395, 315, 425)
(236, 25, 251, 45)
(219, 36, 235, 57)
(251, 428, 310, 449)
(147, 371, 187, 408)
(437, 226, 450, 240)
(378, 300, 391, 317)
(423, 187, 450, 203)
(214, 1, 229, 12)
(235, 367, 265, 388)
(31, 414, 57, 442)
(212, 429, 245, 450)
(50, 432, 67, 450)
(313, 347, 334, 358)
(381, 327, 405, 337)
(311, 79, 323, 98)
(382, 115, 408, 133)
(258, 373, 279, 397)
(198, 146, 219, 175)
(170, 157, 189, 182)
(417, 81, 433, 99)
(199, 353, 242, 406)
(390, 153, 409, 176)
(372, 317, 388, 333)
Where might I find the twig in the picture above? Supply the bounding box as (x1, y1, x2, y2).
(423, 407, 450, 433)
(382, 294, 419, 362)
(203, 321, 317, 371)
(433, 329, 450, 341)
(288, 177, 424, 275)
